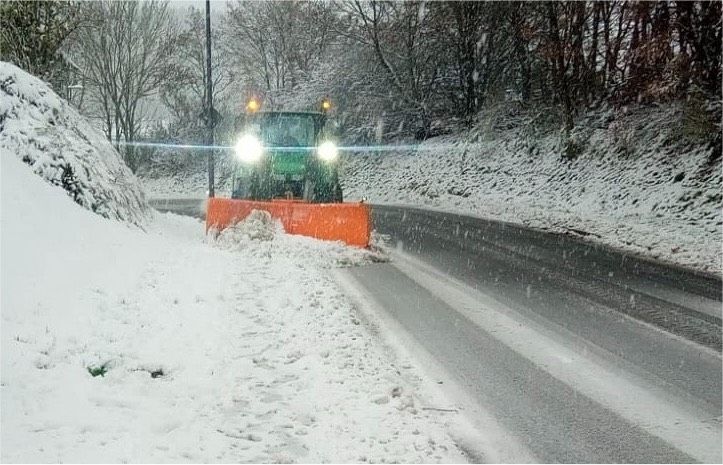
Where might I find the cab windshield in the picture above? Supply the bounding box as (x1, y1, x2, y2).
(258, 114, 317, 147)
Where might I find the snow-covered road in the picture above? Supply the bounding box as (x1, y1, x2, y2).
(344, 205, 721, 462)
(149, 198, 722, 462)
(371, 205, 722, 351)
(344, 256, 722, 462)
(1, 157, 475, 463)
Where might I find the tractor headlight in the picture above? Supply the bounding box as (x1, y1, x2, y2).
(234, 134, 263, 163)
(317, 141, 338, 162)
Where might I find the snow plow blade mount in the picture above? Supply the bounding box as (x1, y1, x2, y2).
(206, 198, 372, 248)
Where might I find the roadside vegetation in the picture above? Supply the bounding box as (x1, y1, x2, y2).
(2, 1, 720, 163)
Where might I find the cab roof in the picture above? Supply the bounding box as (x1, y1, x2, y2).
(253, 111, 325, 117)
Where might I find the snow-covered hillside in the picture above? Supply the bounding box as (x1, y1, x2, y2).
(0, 61, 149, 226)
(343, 105, 722, 274)
(1, 155, 473, 463)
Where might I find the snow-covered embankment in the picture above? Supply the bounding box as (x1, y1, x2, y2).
(343, 105, 722, 273)
(0, 61, 149, 225)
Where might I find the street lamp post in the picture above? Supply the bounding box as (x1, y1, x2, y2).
(205, 0, 215, 198)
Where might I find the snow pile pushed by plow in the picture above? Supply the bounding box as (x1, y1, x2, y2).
(214, 209, 280, 242)
(210, 209, 388, 267)
(1, 156, 465, 463)
(0, 61, 149, 226)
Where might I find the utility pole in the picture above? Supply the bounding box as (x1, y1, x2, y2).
(205, 0, 215, 197)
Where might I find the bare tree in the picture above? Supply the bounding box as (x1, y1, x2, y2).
(71, 0, 177, 172)
(223, 0, 336, 103)
(342, 1, 437, 137)
(161, 7, 231, 138)
(169, 0, 721, 148)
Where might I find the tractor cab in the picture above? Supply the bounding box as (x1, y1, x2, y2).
(231, 99, 341, 202)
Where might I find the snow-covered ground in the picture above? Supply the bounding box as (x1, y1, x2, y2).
(1, 155, 472, 463)
(0, 61, 149, 226)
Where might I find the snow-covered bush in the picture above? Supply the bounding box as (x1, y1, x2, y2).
(0, 61, 150, 226)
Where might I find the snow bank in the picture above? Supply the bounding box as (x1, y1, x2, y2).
(0, 61, 149, 226)
(210, 209, 388, 267)
(343, 105, 722, 273)
(1, 156, 465, 463)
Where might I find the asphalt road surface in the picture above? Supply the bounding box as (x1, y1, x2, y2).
(152, 199, 722, 463)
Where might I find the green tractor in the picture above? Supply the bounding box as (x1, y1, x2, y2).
(209, 98, 371, 247)
(231, 98, 342, 203)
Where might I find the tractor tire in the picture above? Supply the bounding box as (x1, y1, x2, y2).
(250, 172, 272, 201)
(333, 183, 343, 203)
(249, 173, 261, 200)
(303, 179, 315, 202)
(232, 184, 249, 200)
(313, 182, 342, 203)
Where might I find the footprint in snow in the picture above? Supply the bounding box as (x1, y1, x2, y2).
(284, 351, 303, 364)
(260, 392, 283, 403)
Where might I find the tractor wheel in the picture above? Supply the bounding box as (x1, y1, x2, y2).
(313, 182, 343, 203)
(232, 184, 249, 200)
(303, 179, 315, 202)
(333, 183, 343, 203)
(313, 183, 332, 203)
(249, 173, 261, 200)
(250, 172, 272, 201)
(231, 176, 249, 199)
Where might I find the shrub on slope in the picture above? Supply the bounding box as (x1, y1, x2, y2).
(0, 61, 149, 226)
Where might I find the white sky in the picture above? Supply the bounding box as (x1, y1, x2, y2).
(168, 0, 228, 21)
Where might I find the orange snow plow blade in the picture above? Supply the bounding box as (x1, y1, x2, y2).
(206, 198, 372, 248)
